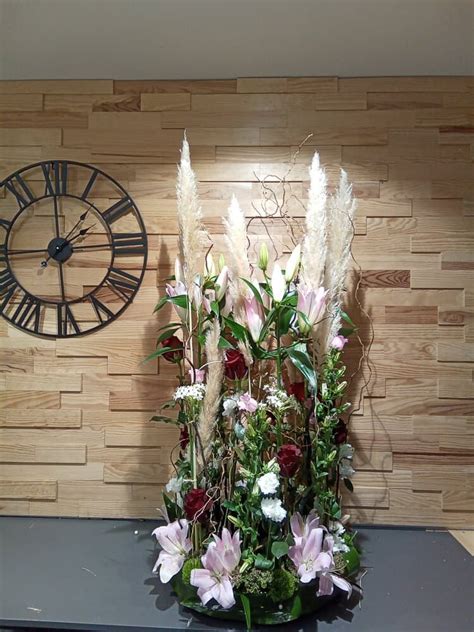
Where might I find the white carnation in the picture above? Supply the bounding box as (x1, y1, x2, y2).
(223, 396, 238, 416)
(257, 472, 279, 495)
(261, 497, 287, 522)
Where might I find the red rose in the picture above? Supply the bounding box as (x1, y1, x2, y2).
(224, 349, 247, 380)
(288, 381, 305, 403)
(179, 426, 189, 450)
(277, 443, 303, 477)
(161, 335, 184, 363)
(333, 419, 348, 445)
(183, 488, 213, 522)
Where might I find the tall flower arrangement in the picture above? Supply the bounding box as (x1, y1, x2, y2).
(149, 139, 359, 626)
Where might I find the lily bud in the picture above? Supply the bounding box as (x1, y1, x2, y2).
(285, 244, 301, 282)
(174, 256, 183, 284)
(258, 242, 269, 272)
(205, 253, 216, 278)
(218, 254, 226, 273)
(271, 263, 286, 303)
(215, 265, 229, 301)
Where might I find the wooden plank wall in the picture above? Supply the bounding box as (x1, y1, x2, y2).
(0, 77, 473, 527)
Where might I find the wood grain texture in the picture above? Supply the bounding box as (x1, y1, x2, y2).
(0, 77, 472, 527)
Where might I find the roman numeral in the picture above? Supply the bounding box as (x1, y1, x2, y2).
(90, 294, 115, 324)
(57, 303, 80, 336)
(112, 232, 146, 256)
(0, 221, 10, 264)
(80, 169, 99, 200)
(41, 161, 68, 196)
(106, 267, 140, 301)
(10, 293, 41, 333)
(102, 197, 133, 224)
(0, 268, 18, 313)
(5, 174, 35, 210)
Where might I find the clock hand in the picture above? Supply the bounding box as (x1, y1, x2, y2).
(58, 258, 66, 302)
(6, 247, 48, 256)
(64, 207, 92, 242)
(68, 223, 97, 244)
(53, 195, 61, 238)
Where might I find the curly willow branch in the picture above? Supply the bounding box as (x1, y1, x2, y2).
(246, 135, 374, 425)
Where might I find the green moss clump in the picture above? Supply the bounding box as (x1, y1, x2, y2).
(269, 568, 298, 603)
(235, 568, 274, 595)
(181, 557, 202, 585)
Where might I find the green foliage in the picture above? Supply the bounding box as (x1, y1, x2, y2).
(269, 568, 298, 603)
(271, 540, 289, 559)
(182, 557, 202, 585)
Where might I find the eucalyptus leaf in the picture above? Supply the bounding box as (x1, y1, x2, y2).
(271, 540, 289, 559)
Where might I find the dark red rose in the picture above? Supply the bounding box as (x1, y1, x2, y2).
(179, 426, 189, 450)
(161, 335, 184, 363)
(183, 488, 213, 522)
(333, 419, 348, 445)
(288, 381, 305, 403)
(224, 349, 247, 380)
(277, 443, 303, 477)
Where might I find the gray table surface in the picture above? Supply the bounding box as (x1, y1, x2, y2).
(0, 516, 472, 631)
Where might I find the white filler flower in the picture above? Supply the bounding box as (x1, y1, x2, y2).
(261, 497, 287, 522)
(257, 472, 280, 495)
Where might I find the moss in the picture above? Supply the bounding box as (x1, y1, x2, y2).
(269, 568, 298, 603)
(181, 557, 202, 585)
(234, 568, 274, 595)
(334, 552, 347, 574)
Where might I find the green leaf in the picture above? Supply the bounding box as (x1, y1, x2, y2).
(218, 336, 234, 350)
(343, 544, 361, 576)
(150, 414, 178, 425)
(163, 493, 178, 522)
(286, 344, 317, 392)
(143, 346, 181, 362)
(222, 499, 239, 511)
(278, 306, 293, 335)
(223, 317, 248, 342)
(240, 593, 252, 631)
(343, 478, 354, 492)
(168, 294, 188, 309)
(289, 594, 302, 619)
(240, 277, 264, 305)
(271, 540, 289, 559)
(156, 327, 180, 345)
(341, 311, 356, 328)
(339, 326, 355, 337)
(153, 295, 169, 313)
(254, 554, 274, 570)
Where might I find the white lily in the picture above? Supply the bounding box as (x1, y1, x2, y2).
(215, 265, 229, 302)
(285, 244, 301, 282)
(271, 263, 286, 303)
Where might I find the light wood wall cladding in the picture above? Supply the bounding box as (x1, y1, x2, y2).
(0, 77, 473, 527)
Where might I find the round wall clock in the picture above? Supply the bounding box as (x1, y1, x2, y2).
(0, 160, 147, 337)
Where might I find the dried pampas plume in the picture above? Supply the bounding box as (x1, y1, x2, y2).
(323, 169, 357, 352)
(223, 194, 252, 317)
(197, 320, 224, 469)
(300, 152, 327, 290)
(176, 134, 208, 293)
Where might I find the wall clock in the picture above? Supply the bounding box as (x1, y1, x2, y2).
(0, 160, 147, 338)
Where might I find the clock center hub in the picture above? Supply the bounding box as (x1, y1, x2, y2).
(47, 237, 73, 263)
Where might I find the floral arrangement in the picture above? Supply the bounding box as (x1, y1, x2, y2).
(149, 137, 360, 627)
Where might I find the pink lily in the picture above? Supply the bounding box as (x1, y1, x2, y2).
(290, 511, 321, 545)
(188, 368, 206, 384)
(166, 281, 187, 321)
(152, 519, 192, 583)
(296, 283, 327, 335)
(331, 334, 349, 350)
(288, 525, 352, 598)
(244, 295, 265, 342)
(191, 529, 241, 609)
(238, 393, 258, 413)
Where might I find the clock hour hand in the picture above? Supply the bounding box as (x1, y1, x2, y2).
(63, 208, 91, 242)
(68, 223, 97, 244)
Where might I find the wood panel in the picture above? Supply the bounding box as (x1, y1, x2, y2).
(0, 77, 473, 527)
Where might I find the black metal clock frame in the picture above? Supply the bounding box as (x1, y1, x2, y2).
(0, 160, 148, 338)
